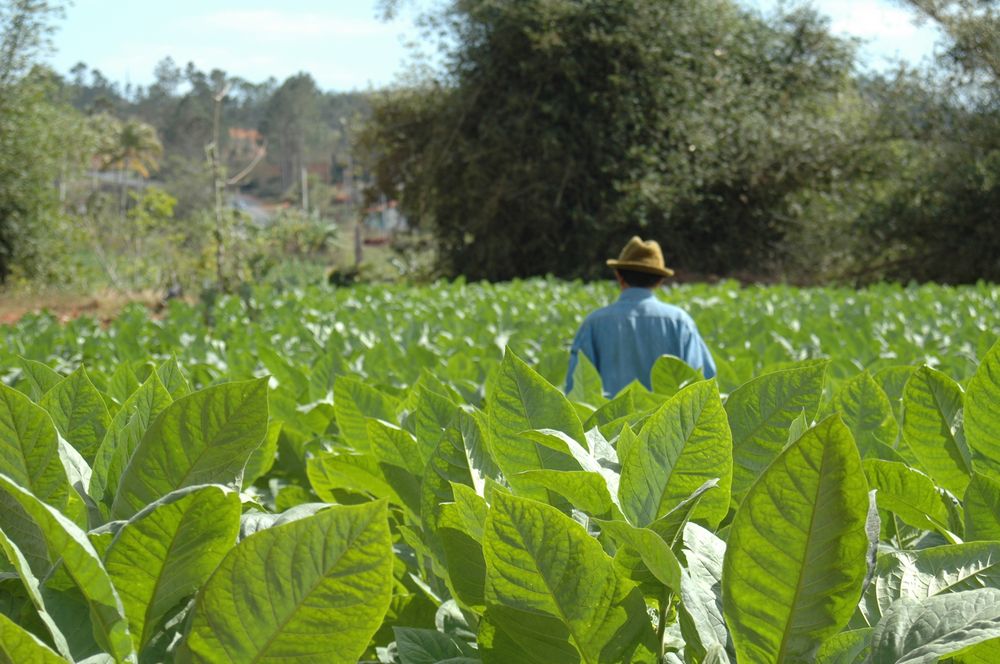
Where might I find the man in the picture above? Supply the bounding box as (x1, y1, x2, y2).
(565, 236, 716, 396)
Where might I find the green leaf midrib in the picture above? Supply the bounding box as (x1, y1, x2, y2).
(732, 365, 823, 455)
(509, 366, 576, 473)
(773, 436, 832, 664)
(512, 363, 576, 441)
(506, 507, 603, 664)
(134, 496, 215, 650)
(927, 376, 971, 475)
(116, 382, 263, 512)
(246, 510, 377, 663)
(935, 557, 1000, 596)
(171, 389, 262, 489)
(652, 390, 710, 518)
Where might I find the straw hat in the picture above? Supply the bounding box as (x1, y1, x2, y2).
(606, 236, 674, 277)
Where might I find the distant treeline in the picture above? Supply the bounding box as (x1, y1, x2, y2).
(57, 60, 370, 211)
(2, 0, 999, 288)
(1, 0, 369, 288)
(362, 0, 1000, 285)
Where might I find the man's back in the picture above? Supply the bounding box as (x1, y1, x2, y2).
(566, 287, 716, 396)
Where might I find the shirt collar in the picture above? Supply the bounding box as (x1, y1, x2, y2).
(617, 287, 656, 302)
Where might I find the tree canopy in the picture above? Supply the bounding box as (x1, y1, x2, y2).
(363, 0, 1000, 283)
(0, 0, 88, 283)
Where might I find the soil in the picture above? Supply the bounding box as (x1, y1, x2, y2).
(0, 289, 167, 327)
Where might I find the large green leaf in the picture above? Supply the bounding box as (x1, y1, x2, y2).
(40, 367, 111, 461)
(56, 436, 93, 528)
(901, 366, 971, 495)
(832, 371, 898, 457)
(16, 356, 63, 402)
(90, 372, 172, 507)
(155, 357, 190, 400)
(394, 626, 477, 664)
(965, 339, 1000, 478)
(241, 419, 281, 489)
(515, 468, 618, 517)
(726, 360, 828, 503)
(487, 350, 585, 480)
(650, 355, 704, 397)
(438, 484, 489, 610)
(308, 346, 348, 403)
(333, 376, 400, 452)
(618, 380, 731, 528)
(104, 485, 241, 652)
(0, 474, 135, 663)
(0, 612, 67, 663)
(964, 472, 1000, 541)
(258, 344, 309, 397)
(595, 518, 682, 591)
(440, 483, 488, 542)
(722, 416, 871, 664)
(421, 428, 481, 537)
(111, 378, 268, 519)
(107, 363, 140, 407)
(486, 429, 579, 497)
(870, 543, 1000, 623)
(677, 523, 731, 663)
(568, 352, 607, 406)
(868, 588, 1000, 664)
(506, 428, 621, 514)
(815, 629, 871, 664)
(420, 412, 500, 582)
(584, 389, 640, 440)
(178, 500, 393, 664)
(943, 637, 1000, 663)
(480, 491, 654, 663)
(0, 382, 71, 514)
(309, 451, 417, 515)
(0, 528, 73, 659)
(369, 419, 425, 475)
(863, 460, 960, 541)
(613, 478, 720, 595)
(874, 366, 915, 425)
(413, 386, 460, 465)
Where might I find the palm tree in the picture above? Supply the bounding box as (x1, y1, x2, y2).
(94, 116, 164, 217)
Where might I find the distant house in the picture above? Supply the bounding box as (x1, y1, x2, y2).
(227, 128, 264, 163)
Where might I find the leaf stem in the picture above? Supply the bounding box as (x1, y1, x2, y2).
(657, 588, 672, 657)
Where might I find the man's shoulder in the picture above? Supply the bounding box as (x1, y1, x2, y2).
(584, 302, 618, 321)
(634, 298, 695, 323)
(573, 306, 608, 334)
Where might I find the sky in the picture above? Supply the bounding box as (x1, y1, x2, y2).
(47, 0, 943, 92)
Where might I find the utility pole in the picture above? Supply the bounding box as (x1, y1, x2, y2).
(340, 117, 363, 268)
(301, 165, 309, 214)
(207, 85, 267, 291)
(351, 149, 362, 268)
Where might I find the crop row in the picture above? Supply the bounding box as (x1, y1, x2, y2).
(0, 281, 998, 662)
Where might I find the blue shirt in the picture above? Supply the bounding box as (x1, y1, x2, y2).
(565, 288, 716, 396)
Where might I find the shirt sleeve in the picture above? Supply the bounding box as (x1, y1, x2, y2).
(681, 319, 717, 380)
(565, 319, 596, 394)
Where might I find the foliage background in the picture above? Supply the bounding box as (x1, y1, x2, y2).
(1, 0, 999, 293)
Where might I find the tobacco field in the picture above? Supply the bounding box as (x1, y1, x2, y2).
(0, 279, 999, 663)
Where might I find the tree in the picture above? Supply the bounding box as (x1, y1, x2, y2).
(854, 1, 1000, 283)
(904, 0, 1000, 82)
(0, 0, 61, 88)
(94, 115, 164, 218)
(362, 0, 868, 280)
(0, 0, 84, 283)
(96, 117, 163, 178)
(261, 73, 324, 193)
